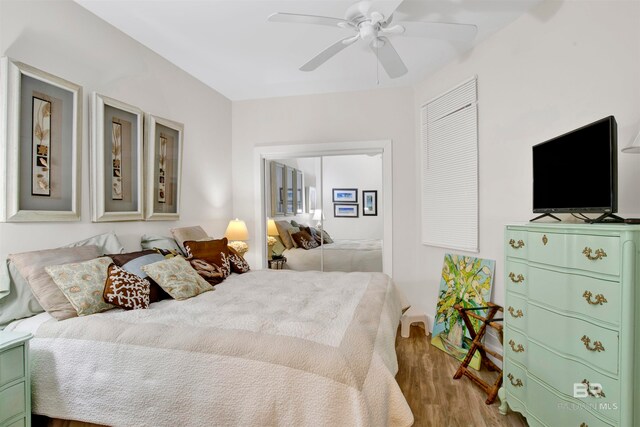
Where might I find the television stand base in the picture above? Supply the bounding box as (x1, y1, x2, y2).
(530, 213, 561, 222)
(587, 213, 625, 223)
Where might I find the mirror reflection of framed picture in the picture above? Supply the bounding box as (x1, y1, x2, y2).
(332, 188, 357, 203)
(334, 203, 359, 218)
(90, 93, 144, 222)
(363, 190, 378, 216)
(0, 57, 82, 222)
(145, 114, 183, 220)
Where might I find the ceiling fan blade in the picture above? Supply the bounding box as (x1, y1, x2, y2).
(395, 21, 478, 43)
(300, 37, 358, 72)
(268, 12, 349, 29)
(370, 36, 408, 79)
(368, 0, 404, 21)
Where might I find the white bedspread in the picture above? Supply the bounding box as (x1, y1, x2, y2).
(8, 270, 413, 427)
(284, 239, 383, 272)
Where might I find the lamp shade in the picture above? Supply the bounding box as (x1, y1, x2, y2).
(312, 209, 325, 221)
(267, 219, 279, 236)
(622, 131, 640, 153)
(225, 218, 249, 241)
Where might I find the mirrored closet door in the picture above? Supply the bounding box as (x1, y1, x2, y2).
(266, 153, 383, 273)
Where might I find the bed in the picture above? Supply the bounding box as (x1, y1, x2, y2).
(7, 269, 413, 426)
(283, 239, 383, 272)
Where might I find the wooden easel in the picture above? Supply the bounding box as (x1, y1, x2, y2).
(452, 302, 504, 404)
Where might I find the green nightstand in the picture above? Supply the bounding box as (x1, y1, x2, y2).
(0, 331, 32, 427)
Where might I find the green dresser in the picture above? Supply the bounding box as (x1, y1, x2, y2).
(499, 224, 640, 427)
(0, 331, 32, 427)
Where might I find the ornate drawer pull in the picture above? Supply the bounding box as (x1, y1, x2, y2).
(507, 373, 523, 387)
(508, 272, 525, 283)
(509, 239, 525, 249)
(581, 379, 606, 398)
(582, 247, 607, 261)
(580, 423, 588, 427)
(508, 339, 525, 353)
(581, 335, 605, 352)
(507, 306, 523, 318)
(583, 291, 607, 305)
(542, 234, 548, 245)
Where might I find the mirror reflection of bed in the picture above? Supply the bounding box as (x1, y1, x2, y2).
(267, 154, 383, 272)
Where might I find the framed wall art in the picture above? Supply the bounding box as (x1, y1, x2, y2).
(90, 93, 144, 222)
(0, 57, 82, 222)
(332, 188, 357, 203)
(334, 203, 359, 218)
(362, 190, 378, 216)
(145, 114, 183, 220)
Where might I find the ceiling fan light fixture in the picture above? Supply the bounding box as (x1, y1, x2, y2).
(359, 21, 377, 44)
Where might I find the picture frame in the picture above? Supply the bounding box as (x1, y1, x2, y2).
(306, 186, 316, 213)
(334, 203, 359, 218)
(145, 114, 183, 220)
(270, 161, 285, 216)
(362, 190, 378, 216)
(90, 93, 144, 222)
(285, 166, 295, 215)
(332, 188, 358, 203)
(0, 57, 82, 222)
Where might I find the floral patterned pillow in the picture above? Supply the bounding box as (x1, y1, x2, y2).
(290, 230, 320, 250)
(45, 257, 115, 316)
(228, 247, 250, 274)
(141, 256, 213, 300)
(103, 264, 151, 310)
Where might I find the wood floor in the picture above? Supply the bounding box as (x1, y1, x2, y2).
(395, 325, 528, 427)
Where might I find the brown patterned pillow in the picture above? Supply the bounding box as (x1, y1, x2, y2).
(188, 258, 225, 285)
(108, 250, 171, 303)
(291, 230, 320, 250)
(228, 247, 250, 273)
(183, 238, 231, 278)
(103, 264, 151, 310)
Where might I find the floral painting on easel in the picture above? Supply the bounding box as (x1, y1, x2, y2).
(431, 254, 495, 370)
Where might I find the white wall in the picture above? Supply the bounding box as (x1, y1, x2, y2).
(321, 154, 382, 240)
(414, 0, 640, 320)
(231, 87, 416, 285)
(0, 0, 232, 261)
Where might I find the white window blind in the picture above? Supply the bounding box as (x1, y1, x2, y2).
(421, 77, 478, 252)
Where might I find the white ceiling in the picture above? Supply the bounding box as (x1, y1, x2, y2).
(76, 0, 540, 101)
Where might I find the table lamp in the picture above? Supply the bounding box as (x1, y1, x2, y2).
(225, 218, 249, 256)
(266, 218, 279, 260)
(312, 209, 324, 227)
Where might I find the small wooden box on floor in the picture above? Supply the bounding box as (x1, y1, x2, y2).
(0, 331, 32, 427)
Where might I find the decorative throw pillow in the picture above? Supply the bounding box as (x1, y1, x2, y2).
(141, 234, 184, 256)
(290, 220, 300, 227)
(313, 228, 334, 244)
(64, 231, 125, 255)
(154, 248, 182, 258)
(141, 256, 213, 300)
(287, 227, 301, 248)
(103, 264, 150, 310)
(9, 245, 102, 320)
(188, 258, 224, 285)
(108, 250, 171, 303)
(228, 247, 250, 274)
(291, 230, 320, 250)
(183, 238, 232, 278)
(0, 261, 44, 328)
(45, 257, 115, 316)
(170, 226, 209, 253)
(275, 220, 296, 250)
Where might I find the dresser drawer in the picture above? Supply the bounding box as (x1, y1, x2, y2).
(528, 266, 620, 326)
(4, 417, 26, 427)
(526, 374, 615, 427)
(504, 359, 527, 402)
(506, 229, 528, 259)
(505, 292, 527, 331)
(504, 327, 527, 366)
(0, 346, 24, 388)
(0, 382, 25, 424)
(505, 260, 528, 296)
(527, 340, 620, 421)
(529, 232, 620, 276)
(527, 304, 619, 375)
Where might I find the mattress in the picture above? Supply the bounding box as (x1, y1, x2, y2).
(283, 239, 383, 272)
(7, 269, 413, 427)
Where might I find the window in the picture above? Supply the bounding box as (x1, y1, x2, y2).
(421, 77, 478, 252)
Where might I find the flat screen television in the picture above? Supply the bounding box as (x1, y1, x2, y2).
(532, 116, 617, 218)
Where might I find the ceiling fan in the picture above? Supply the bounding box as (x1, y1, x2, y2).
(268, 1, 478, 79)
